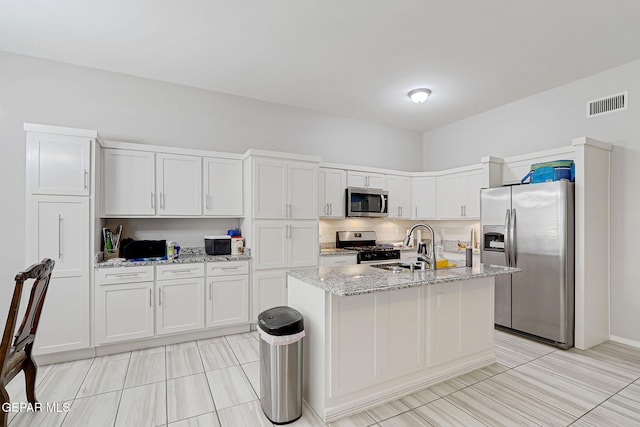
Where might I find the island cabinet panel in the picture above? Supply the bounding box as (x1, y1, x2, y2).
(428, 282, 462, 367)
(460, 279, 495, 356)
(329, 287, 426, 398)
(329, 293, 381, 397)
(386, 286, 426, 378)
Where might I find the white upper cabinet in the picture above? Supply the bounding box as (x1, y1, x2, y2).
(411, 177, 437, 219)
(436, 169, 483, 219)
(347, 171, 387, 190)
(253, 220, 318, 270)
(27, 132, 91, 196)
(203, 157, 243, 216)
(104, 149, 156, 216)
(387, 175, 411, 219)
(253, 157, 317, 219)
(253, 158, 288, 218)
(289, 162, 318, 219)
(156, 153, 202, 216)
(319, 168, 346, 218)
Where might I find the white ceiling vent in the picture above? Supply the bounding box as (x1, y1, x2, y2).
(586, 91, 628, 118)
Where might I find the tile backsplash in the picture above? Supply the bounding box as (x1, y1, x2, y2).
(320, 218, 480, 249)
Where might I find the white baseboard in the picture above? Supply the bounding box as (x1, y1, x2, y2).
(33, 324, 251, 364)
(609, 335, 640, 349)
(34, 348, 97, 366)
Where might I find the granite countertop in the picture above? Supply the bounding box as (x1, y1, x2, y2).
(287, 264, 520, 296)
(95, 247, 252, 269)
(319, 248, 358, 256)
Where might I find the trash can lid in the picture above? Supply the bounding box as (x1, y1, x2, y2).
(258, 306, 304, 336)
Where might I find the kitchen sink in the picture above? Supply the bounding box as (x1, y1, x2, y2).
(371, 262, 463, 272)
(371, 262, 425, 272)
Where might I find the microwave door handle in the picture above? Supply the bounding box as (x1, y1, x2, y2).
(504, 209, 511, 267)
(380, 195, 386, 214)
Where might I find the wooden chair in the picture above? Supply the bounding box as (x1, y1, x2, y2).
(0, 258, 54, 427)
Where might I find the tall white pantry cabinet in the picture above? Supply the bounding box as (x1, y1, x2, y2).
(24, 123, 100, 357)
(242, 150, 319, 321)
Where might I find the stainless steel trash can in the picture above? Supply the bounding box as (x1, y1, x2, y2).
(258, 306, 305, 425)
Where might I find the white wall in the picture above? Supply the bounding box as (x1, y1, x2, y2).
(423, 59, 640, 344)
(0, 51, 422, 323)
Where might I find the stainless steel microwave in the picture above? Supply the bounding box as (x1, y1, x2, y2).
(346, 187, 388, 217)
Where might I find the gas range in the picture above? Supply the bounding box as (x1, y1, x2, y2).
(336, 231, 401, 264)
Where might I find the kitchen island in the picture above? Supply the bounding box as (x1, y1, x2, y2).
(287, 263, 519, 422)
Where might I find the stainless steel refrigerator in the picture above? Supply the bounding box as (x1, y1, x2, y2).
(480, 181, 574, 349)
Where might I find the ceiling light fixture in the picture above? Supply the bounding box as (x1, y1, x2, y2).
(408, 88, 431, 104)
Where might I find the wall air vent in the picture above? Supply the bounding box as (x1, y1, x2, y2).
(586, 91, 628, 118)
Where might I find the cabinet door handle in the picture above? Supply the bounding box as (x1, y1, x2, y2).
(83, 169, 88, 190)
(206, 194, 211, 210)
(158, 288, 162, 306)
(58, 214, 63, 259)
(209, 282, 212, 300)
(149, 288, 152, 307)
(415, 207, 418, 218)
(324, 203, 328, 216)
(329, 203, 332, 216)
(151, 192, 155, 209)
(160, 193, 165, 210)
(400, 206, 403, 217)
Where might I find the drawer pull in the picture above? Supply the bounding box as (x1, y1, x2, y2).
(166, 269, 197, 274)
(106, 272, 145, 278)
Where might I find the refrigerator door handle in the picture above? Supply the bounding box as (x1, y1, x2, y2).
(504, 208, 511, 266)
(511, 208, 517, 267)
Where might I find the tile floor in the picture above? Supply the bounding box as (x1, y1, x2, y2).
(5, 330, 640, 426)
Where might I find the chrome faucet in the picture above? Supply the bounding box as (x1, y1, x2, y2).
(403, 224, 437, 270)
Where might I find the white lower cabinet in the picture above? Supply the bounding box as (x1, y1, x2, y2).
(95, 261, 249, 346)
(156, 277, 205, 335)
(95, 281, 155, 345)
(95, 266, 155, 345)
(206, 261, 249, 328)
(207, 275, 249, 328)
(252, 269, 288, 321)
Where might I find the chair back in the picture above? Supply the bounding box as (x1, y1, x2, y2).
(1, 259, 55, 373)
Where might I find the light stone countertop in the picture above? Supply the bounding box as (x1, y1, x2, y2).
(95, 247, 251, 268)
(319, 248, 358, 256)
(287, 263, 520, 296)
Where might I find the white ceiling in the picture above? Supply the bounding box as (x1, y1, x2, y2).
(2, 0, 640, 132)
